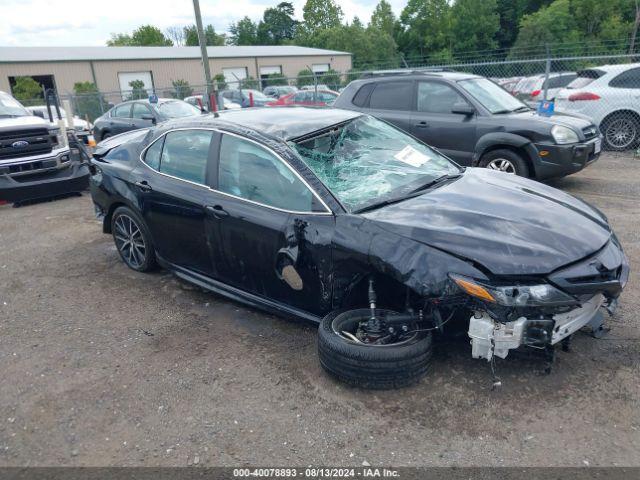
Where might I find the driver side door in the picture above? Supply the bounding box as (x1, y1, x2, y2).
(203, 132, 335, 316)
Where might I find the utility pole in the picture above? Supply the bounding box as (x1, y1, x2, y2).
(192, 0, 213, 109)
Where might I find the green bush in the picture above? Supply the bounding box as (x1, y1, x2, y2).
(296, 68, 315, 88)
(262, 73, 288, 87)
(12, 76, 42, 106)
(171, 79, 193, 99)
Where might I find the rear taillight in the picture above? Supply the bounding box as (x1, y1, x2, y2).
(568, 92, 601, 101)
(531, 89, 541, 98)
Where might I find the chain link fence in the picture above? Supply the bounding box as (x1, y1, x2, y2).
(14, 51, 640, 153)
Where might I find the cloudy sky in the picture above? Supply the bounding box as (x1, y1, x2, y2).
(0, 0, 406, 47)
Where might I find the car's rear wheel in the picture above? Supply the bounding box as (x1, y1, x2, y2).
(601, 113, 639, 151)
(479, 149, 530, 177)
(317, 309, 433, 389)
(111, 206, 156, 272)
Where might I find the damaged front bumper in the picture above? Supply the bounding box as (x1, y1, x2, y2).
(468, 294, 607, 361)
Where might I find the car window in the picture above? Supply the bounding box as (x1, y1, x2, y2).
(352, 83, 375, 107)
(132, 103, 152, 119)
(157, 101, 201, 118)
(609, 68, 640, 89)
(112, 104, 131, 118)
(218, 134, 320, 212)
(417, 82, 467, 113)
(566, 69, 605, 89)
(319, 92, 337, 104)
(368, 81, 413, 111)
(143, 136, 164, 170)
(159, 130, 213, 184)
(294, 92, 308, 102)
(545, 74, 577, 89)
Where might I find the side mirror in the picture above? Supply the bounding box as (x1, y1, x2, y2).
(141, 113, 156, 124)
(451, 102, 475, 116)
(32, 110, 45, 118)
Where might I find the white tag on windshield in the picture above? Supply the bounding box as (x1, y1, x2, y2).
(394, 145, 430, 167)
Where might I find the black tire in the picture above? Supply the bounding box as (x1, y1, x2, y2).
(479, 148, 530, 177)
(101, 132, 111, 141)
(111, 206, 156, 272)
(317, 309, 433, 389)
(601, 112, 640, 151)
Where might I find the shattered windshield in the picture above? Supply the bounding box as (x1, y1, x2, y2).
(291, 115, 459, 211)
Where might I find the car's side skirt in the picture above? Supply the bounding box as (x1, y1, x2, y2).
(156, 255, 322, 324)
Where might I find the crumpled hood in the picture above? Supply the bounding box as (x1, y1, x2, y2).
(364, 168, 611, 275)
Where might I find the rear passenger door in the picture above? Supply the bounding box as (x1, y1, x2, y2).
(135, 129, 217, 276)
(361, 80, 415, 133)
(411, 81, 477, 165)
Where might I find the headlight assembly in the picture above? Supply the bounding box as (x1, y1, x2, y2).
(551, 125, 579, 144)
(449, 274, 577, 307)
(49, 128, 68, 148)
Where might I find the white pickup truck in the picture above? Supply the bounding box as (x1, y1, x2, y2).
(0, 91, 89, 204)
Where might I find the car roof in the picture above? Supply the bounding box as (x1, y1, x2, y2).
(159, 106, 362, 141)
(358, 69, 481, 81)
(583, 63, 640, 73)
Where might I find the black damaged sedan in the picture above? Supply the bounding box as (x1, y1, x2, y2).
(89, 107, 629, 389)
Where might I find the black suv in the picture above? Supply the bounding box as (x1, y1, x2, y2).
(334, 71, 602, 180)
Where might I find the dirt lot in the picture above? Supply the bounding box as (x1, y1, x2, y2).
(0, 153, 639, 467)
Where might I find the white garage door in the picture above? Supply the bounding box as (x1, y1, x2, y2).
(222, 67, 248, 89)
(118, 71, 153, 99)
(259, 66, 282, 76)
(312, 64, 330, 73)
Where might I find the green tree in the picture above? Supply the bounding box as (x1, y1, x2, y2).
(397, 0, 452, 62)
(126, 80, 148, 100)
(301, 0, 344, 36)
(241, 76, 260, 90)
(296, 68, 315, 87)
(73, 81, 109, 122)
(370, 0, 397, 37)
(310, 20, 399, 70)
(171, 79, 193, 99)
(184, 24, 225, 46)
(450, 0, 500, 55)
(228, 17, 259, 45)
(257, 2, 298, 45)
(509, 0, 634, 57)
(107, 25, 173, 46)
(213, 73, 227, 91)
(12, 76, 42, 105)
(320, 69, 341, 90)
(263, 73, 289, 86)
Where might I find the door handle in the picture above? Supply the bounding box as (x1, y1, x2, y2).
(206, 204, 229, 219)
(415, 121, 430, 128)
(135, 180, 152, 192)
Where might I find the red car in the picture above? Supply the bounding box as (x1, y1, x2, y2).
(266, 90, 339, 107)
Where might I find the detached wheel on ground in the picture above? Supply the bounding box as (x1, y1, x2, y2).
(601, 112, 640, 151)
(317, 309, 433, 389)
(479, 149, 529, 177)
(111, 206, 156, 272)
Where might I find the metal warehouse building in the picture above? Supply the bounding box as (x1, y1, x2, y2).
(0, 46, 352, 99)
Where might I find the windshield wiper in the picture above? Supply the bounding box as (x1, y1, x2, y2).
(355, 173, 463, 214)
(512, 105, 531, 112)
(409, 172, 463, 194)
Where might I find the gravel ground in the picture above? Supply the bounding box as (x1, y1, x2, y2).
(0, 153, 638, 467)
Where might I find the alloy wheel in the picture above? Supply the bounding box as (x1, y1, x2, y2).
(487, 158, 516, 174)
(114, 214, 146, 269)
(605, 117, 637, 150)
